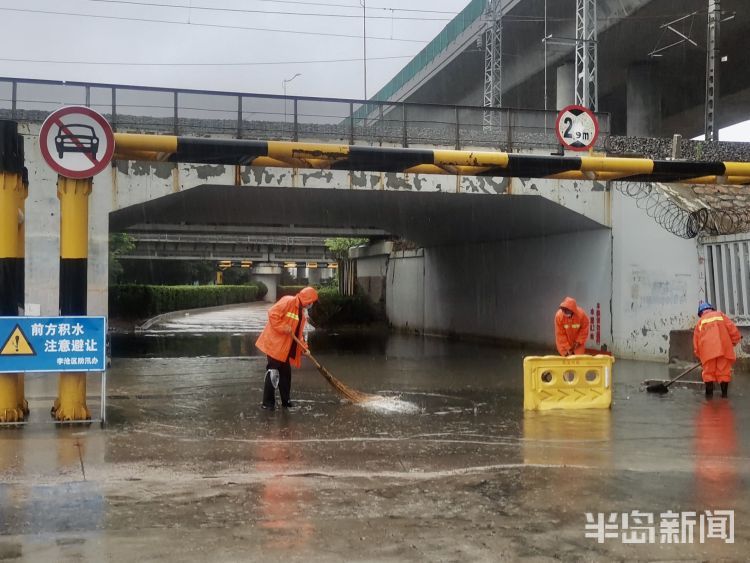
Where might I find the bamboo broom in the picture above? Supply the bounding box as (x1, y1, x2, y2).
(292, 334, 376, 403)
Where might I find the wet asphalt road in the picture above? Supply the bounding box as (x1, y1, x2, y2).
(1, 303, 748, 561)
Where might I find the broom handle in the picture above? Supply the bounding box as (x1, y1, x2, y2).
(290, 332, 372, 403)
(665, 362, 701, 388)
(291, 333, 323, 371)
(291, 333, 342, 388)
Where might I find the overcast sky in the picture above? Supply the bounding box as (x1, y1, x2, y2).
(0, 0, 747, 138)
(0, 0, 470, 99)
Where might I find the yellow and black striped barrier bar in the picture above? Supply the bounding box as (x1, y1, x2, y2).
(113, 133, 750, 186)
(0, 120, 25, 422)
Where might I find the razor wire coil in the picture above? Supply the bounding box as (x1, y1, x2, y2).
(614, 181, 750, 239)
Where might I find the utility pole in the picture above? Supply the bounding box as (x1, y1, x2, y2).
(282, 73, 301, 127)
(361, 0, 368, 100)
(575, 0, 598, 111)
(705, 0, 720, 141)
(483, 0, 503, 127)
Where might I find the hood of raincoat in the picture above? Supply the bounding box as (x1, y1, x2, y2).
(559, 296, 578, 313)
(298, 286, 319, 306)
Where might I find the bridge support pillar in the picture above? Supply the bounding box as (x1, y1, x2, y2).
(307, 268, 322, 285)
(627, 63, 662, 136)
(252, 263, 282, 303)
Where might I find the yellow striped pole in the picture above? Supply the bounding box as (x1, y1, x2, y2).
(0, 121, 24, 422)
(52, 176, 92, 421)
(15, 167, 28, 415)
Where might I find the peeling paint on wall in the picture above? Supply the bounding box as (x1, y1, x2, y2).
(131, 162, 152, 176)
(592, 181, 606, 192)
(462, 176, 508, 194)
(413, 175, 424, 192)
(152, 163, 173, 180)
(351, 171, 368, 188)
(385, 173, 411, 191)
(250, 167, 278, 185)
(240, 167, 253, 185)
(301, 169, 334, 186)
(195, 164, 226, 179)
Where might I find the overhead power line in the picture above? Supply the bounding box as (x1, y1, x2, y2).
(84, 0, 462, 16)
(0, 55, 415, 67)
(81, 0, 453, 21)
(0, 7, 430, 43)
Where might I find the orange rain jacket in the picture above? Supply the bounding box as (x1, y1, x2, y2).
(555, 297, 590, 356)
(693, 309, 741, 364)
(255, 287, 319, 367)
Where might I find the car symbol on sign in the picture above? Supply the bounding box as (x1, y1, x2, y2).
(54, 124, 100, 159)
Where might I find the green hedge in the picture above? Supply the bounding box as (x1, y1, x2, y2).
(254, 280, 268, 300)
(110, 284, 260, 318)
(309, 287, 382, 328)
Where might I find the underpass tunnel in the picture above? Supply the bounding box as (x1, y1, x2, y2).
(110, 184, 611, 353)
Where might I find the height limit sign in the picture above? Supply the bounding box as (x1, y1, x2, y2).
(555, 105, 599, 152)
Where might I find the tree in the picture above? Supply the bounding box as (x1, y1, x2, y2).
(108, 233, 135, 284)
(325, 237, 368, 295)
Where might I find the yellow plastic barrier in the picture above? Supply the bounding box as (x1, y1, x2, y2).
(523, 355, 614, 411)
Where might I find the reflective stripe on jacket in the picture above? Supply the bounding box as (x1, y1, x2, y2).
(255, 295, 307, 367)
(693, 310, 741, 363)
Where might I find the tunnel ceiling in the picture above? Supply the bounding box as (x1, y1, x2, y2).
(109, 185, 605, 246)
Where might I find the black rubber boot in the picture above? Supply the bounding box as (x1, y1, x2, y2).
(720, 382, 729, 398)
(705, 382, 714, 398)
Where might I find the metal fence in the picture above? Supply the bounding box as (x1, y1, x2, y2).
(0, 76, 610, 151)
(702, 234, 750, 323)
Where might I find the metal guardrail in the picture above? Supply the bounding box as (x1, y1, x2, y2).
(369, 0, 487, 104)
(0, 76, 610, 151)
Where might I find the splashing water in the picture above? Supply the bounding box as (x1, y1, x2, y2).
(359, 395, 422, 414)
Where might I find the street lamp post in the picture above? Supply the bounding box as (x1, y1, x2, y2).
(282, 73, 302, 132)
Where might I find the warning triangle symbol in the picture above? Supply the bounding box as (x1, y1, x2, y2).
(0, 325, 36, 356)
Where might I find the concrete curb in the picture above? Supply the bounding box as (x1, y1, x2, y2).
(136, 301, 267, 331)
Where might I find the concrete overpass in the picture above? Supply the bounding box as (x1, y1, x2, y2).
(371, 0, 749, 138)
(5, 76, 750, 361)
(119, 224, 384, 263)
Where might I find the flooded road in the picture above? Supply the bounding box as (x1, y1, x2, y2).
(1, 303, 749, 561)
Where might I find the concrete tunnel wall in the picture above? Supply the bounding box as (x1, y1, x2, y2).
(611, 189, 702, 360)
(385, 231, 613, 352)
(381, 189, 706, 361)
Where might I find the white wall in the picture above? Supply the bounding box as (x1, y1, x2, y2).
(387, 231, 612, 351)
(385, 250, 425, 332)
(611, 189, 702, 360)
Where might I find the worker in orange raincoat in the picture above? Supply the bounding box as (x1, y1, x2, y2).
(693, 302, 741, 398)
(256, 286, 319, 410)
(555, 297, 590, 356)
